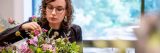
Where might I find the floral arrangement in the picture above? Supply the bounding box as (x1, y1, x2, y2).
(0, 16, 80, 53)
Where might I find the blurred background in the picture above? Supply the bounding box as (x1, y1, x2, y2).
(1, 0, 160, 53)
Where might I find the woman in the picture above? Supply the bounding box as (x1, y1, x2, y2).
(0, 0, 82, 47)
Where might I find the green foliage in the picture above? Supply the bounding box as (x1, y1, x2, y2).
(56, 38, 80, 53)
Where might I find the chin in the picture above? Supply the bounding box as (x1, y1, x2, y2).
(49, 21, 59, 24)
(50, 21, 58, 24)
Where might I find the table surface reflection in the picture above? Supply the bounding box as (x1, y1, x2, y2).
(83, 47, 135, 53)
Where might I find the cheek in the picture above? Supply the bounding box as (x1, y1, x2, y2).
(45, 11, 51, 20)
(45, 11, 49, 18)
(59, 12, 66, 20)
(58, 15, 65, 22)
(45, 13, 50, 21)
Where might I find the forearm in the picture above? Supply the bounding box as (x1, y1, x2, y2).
(0, 24, 27, 46)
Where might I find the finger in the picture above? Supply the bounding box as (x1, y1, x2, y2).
(28, 25, 35, 31)
(30, 23, 38, 30)
(32, 22, 38, 30)
(32, 22, 42, 32)
(22, 23, 34, 31)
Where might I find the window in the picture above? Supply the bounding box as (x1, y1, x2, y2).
(32, 0, 141, 40)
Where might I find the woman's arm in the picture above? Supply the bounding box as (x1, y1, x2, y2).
(0, 17, 39, 46)
(0, 24, 28, 46)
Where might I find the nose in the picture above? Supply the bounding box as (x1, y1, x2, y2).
(51, 9, 56, 16)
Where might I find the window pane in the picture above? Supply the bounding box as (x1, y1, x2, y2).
(72, 0, 141, 40)
(145, 0, 160, 12)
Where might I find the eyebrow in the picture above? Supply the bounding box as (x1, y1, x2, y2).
(47, 4, 65, 8)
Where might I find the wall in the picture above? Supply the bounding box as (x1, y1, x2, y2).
(0, 0, 14, 19)
(0, 0, 32, 30)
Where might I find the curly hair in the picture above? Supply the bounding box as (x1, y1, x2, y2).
(40, 0, 73, 32)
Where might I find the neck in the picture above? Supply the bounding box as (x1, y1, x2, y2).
(49, 23, 61, 30)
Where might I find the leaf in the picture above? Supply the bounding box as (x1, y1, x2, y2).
(1, 49, 7, 53)
(38, 36, 45, 47)
(36, 48, 43, 53)
(45, 50, 52, 53)
(7, 48, 13, 53)
(48, 28, 52, 36)
(29, 45, 36, 52)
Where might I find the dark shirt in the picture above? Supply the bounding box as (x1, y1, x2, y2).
(0, 18, 82, 46)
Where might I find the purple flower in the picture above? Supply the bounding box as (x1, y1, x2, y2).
(42, 44, 55, 52)
(8, 17, 15, 24)
(27, 36, 38, 46)
(42, 28, 48, 32)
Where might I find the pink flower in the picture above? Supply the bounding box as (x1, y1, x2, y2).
(32, 16, 36, 19)
(34, 30, 40, 36)
(25, 49, 33, 53)
(31, 16, 38, 22)
(20, 44, 30, 52)
(27, 36, 38, 46)
(42, 28, 48, 32)
(42, 44, 55, 52)
(8, 17, 15, 24)
(52, 47, 56, 53)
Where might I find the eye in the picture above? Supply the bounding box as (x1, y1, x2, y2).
(57, 8, 64, 11)
(47, 5, 53, 10)
(56, 7, 64, 11)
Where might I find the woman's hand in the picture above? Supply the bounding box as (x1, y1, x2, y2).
(21, 22, 42, 31)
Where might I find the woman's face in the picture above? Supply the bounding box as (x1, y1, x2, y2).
(46, 0, 66, 24)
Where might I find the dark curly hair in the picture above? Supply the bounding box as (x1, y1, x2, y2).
(40, 0, 73, 32)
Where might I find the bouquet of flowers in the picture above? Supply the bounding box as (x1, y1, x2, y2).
(1, 16, 80, 53)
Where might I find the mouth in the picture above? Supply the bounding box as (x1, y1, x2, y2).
(50, 18, 57, 21)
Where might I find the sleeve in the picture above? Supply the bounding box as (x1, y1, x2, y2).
(0, 24, 27, 46)
(0, 18, 33, 46)
(76, 25, 82, 42)
(72, 24, 82, 42)
(71, 24, 83, 53)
